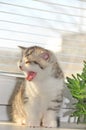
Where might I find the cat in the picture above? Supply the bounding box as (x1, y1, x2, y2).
(11, 46, 64, 128)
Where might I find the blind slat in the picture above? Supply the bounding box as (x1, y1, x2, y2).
(0, 0, 85, 78)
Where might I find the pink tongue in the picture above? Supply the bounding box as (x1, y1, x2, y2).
(26, 71, 36, 81)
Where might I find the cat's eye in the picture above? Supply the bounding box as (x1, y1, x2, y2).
(25, 61, 30, 64)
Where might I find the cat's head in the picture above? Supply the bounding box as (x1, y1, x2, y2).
(18, 46, 56, 81)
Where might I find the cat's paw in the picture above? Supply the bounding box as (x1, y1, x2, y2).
(13, 117, 26, 125)
(42, 120, 57, 128)
(28, 121, 40, 128)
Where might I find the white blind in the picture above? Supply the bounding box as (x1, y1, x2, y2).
(0, 0, 86, 77)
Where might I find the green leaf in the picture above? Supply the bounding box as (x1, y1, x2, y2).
(66, 61, 86, 121)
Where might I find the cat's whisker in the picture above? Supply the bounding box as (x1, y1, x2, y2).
(30, 82, 39, 95)
(27, 83, 36, 97)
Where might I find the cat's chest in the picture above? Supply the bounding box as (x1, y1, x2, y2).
(25, 78, 62, 98)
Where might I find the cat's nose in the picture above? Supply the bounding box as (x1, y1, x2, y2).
(19, 65, 23, 70)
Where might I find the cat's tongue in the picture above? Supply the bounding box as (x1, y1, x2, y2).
(26, 71, 37, 81)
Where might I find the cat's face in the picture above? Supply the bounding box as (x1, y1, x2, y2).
(18, 46, 52, 81)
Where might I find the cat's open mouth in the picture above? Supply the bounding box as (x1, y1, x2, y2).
(26, 71, 37, 81)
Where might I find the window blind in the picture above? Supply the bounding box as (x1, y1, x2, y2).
(0, 0, 86, 78)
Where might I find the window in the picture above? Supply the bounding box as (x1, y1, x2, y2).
(0, 0, 86, 77)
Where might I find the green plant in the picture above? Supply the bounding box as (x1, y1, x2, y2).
(66, 61, 86, 123)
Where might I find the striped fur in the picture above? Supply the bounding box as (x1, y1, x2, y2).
(11, 46, 64, 128)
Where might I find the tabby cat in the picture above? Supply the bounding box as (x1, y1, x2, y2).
(11, 46, 64, 128)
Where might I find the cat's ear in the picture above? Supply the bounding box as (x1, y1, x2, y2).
(40, 52, 50, 60)
(18, 46, 27, 55)
(18, 46, 26, 50)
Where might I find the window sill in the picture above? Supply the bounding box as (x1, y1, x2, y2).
(0, 122, 85, 130)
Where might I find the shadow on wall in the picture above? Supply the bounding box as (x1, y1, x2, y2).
(56, 33, 86, 78)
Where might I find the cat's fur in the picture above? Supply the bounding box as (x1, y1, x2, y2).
(11, 46, 64, 128)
